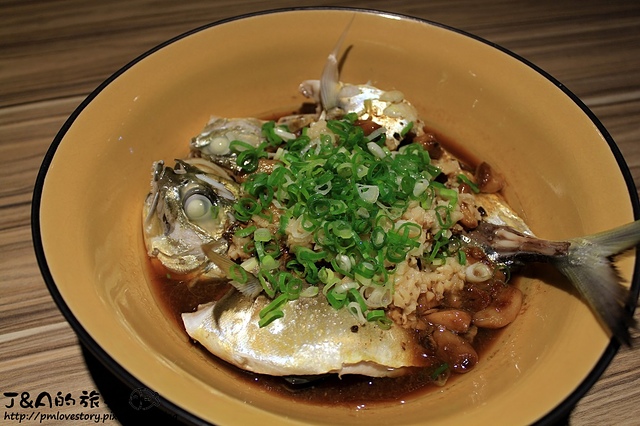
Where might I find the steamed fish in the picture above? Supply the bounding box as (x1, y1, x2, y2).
(142, 25, 638, 383)
(183, 291, 430, 377)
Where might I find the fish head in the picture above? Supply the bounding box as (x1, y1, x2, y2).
(190, 117, 266, 174)
(143, 159, 239, 278)
(300, 17, 422, 149)
(338, 84, 420, 147)
(300, 80, 422, 150)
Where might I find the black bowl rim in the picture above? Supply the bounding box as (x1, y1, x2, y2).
(30, 5, 639, 426)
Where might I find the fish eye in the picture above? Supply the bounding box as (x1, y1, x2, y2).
(202, 136, 231, 155)
(183, 194, 213, 221)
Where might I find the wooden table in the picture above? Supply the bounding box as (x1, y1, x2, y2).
(2, 1, 639, 424)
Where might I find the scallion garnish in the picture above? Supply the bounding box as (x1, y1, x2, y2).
(457, 174, 480, 193)
(400, 121, 414, 137)
(430, 363, 449, 380)
(226, 115, 462, 327)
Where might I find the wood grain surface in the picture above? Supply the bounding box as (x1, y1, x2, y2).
(1, 1, 639, 425)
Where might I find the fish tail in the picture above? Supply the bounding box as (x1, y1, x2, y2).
(572, 220, 640, 257)
(554, 220, 640, 345)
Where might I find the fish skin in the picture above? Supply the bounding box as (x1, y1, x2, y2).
(182, 290, 429, 377)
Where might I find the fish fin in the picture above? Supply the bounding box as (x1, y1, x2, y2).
(557, 220, 640, 345)
(320, 15, 354, 110)
(555, 257, 634, 345)
(211, 287, 237, 327)
(143, 190, 160, 226)
(571, 220, 640, 257)
(229, 278, 263, 299)
(202, 244, 263, 299)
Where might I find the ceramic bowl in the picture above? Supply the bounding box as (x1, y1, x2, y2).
(33, 7, 638, 425)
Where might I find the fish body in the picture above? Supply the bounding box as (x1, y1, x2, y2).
(182, 291, 429, 377)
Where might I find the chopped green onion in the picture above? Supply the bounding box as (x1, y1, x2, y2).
(258, 271, 276, 298)
(236, 149, 260, 173)
(434, 205, 453, 229)
(308, 196, 330, 218)
(328, 199, 348, 216)
(326, 288, 348, 309)
(254, 227, 272, 242)
(260, 254, 279, 271)
(331, 220, 353, 239)
(353, 261, 376, 283)
(357, 184, 379, 203)
(299, 286, 319, 298)
(294, 246, 326, 262)
(229, 264, 247, 284)
(367, 141, 387, 159)
(400, 121, 414, 137)
(234, 197, 261, 221)
(348, 288, 368, 313)
(347, 301, 367, 324)
(397, 221, 422, 240)
(333, 254, 352, 274)
(285, 277, 303, 300)
(437, 187, 458, 204)
(240, 257, 259, 272)
(259, 293, 287, 319)
(258, 310, 284, 327)
(376, 215, 393, 231)
(386, 243, 407, 263)
(430, 363, 449, 380)
(370, 226, 387, 249)
(234, 225, 257, 238)
(457, 174, 480, 193)
(457, 249, 467, 265)
(227, 116, 465, 327)
(229, 140, 255, 152)
(366, 310, 393, 330)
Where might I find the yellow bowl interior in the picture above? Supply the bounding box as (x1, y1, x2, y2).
(37, 9, 635, 425)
